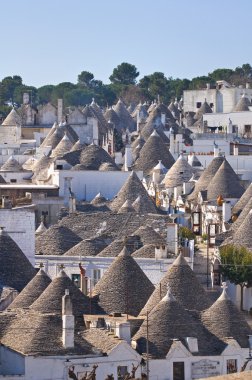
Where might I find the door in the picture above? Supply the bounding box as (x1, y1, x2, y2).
(173, 362, 185, 380)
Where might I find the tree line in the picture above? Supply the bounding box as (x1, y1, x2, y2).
(1, 62, 252, 117)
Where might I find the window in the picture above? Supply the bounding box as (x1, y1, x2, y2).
(71, 273, 80, 287)
(210, 103, 214, 108)
(56, 165, 63, 170)
(196, 102, 202, 108)
(173, 362, 185, 380)
(117, 366, 128, 380)
(244, 125, 251, 137)
(10, 179, 17, 183)
(93, 269, 101, 286)
(227, 359, 237, 374)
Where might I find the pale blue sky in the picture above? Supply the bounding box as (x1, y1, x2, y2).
(1, 0, 252, 87)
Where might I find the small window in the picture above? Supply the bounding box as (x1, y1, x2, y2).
(117, 366, 128, 380)
(56, 165, 63, 170)
(10, 179, 17, 183)
(71, 274, 80, 287)
(196, 102, 202, 108)
(227, 359, 237, 374)
(210, 103, 214, 108)
(93, 269, 101, 286)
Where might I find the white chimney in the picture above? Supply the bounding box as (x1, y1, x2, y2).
(161, 113, 166, 125)
(222, 201, 231, 222)
(58, 99, 63, 123)
(23, 92, 29, 105)
(206, 83, 210, 90)
(115, 322, 131, 344)
(62, 289, 74, 348)
(155, 245, 167, 259)
(214, 143, 219, 157)
(167, 223, 178, 255)
(64, 177, 73, 206)
(124, 145, 133, 169)
(233, 144, 239, 156)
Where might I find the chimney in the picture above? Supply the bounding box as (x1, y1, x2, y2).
(167, 223, 178, 255)
(222, 201, 231, 223)
(23, 92, 29, 105)
(233, 144, 239, 156)
(62, 289, 74, 348)
(161, 113, 166, 125)
(206, 83, 210, 90)
(57, 99, 63, 124)
(124, 145, 133, 170)
(115, 322, 131, 344)
(1, 196, 12, 209)
(246, 83, 250, 89)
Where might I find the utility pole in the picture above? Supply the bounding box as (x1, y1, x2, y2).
(146, 310, 149, 380)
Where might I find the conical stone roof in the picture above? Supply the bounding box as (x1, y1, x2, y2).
(71, 144, 119, 171)
(139, 254, 211, 316)
(0, 228, 36, 292)
(8, 269, 51, 309)
(35, 225, 82, 255)
(168, 101, 180, 119)
(50, 134, 73, 158)
(188, 154, 202, 168)
(30, 270, 90, 316)
(187, 156, 225, 201)
(92, 247, 155, 316)
(232, 183, 252, 215)
(2, 108, 21, 126)
(233, 95, 251, 112)
(132, 225, 165, 246)
(64, 237, 108, 257)
(70, 140, 86, 152)
(134, 288, 217, 358)
(90, 192, 107, 205)
(201, 286, 252, 347)
(206, 159, 245, 200)
(162, 155, 193, 188)
(133, 130, 175, 176)
(40, 125, 64, 149)
(232, 210, 252, 250)
(1, 156, 23, 172)
(113, 99, 136, 132)
(118, 199, 135, 214)
(194, 100, 212, 120)
(110, 171, 157, 213)
(104, 108, 121, 131)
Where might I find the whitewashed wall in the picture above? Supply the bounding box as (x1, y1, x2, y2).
(0, 206, 35, 264)
(50, 170, 143, 201)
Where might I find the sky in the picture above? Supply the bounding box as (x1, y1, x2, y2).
(1, 0, 252, 87)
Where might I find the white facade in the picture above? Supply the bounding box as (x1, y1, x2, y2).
(0, 206, 35, 264)
(35, 255, 193, 290)
(184, 84, 252, 113)
(0, 342, 141, 380)
(203, 111, 252, 136)
(50, 170, 143, 202)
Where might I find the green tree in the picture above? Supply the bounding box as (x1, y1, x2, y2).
(51, 82, 76, 104)
(189, 75, 214, 90)
(77, 71, 94, 87)
(109, 62, 139, 85)
(0, 75, 23, 105)
(13, 85, 38, 106)
(208, 68, 234, 82)
(64, 88, 93, 106)
(219, 244, 252, 310)
(38, 85, 55, 104)
(139, 72, 170, 103)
